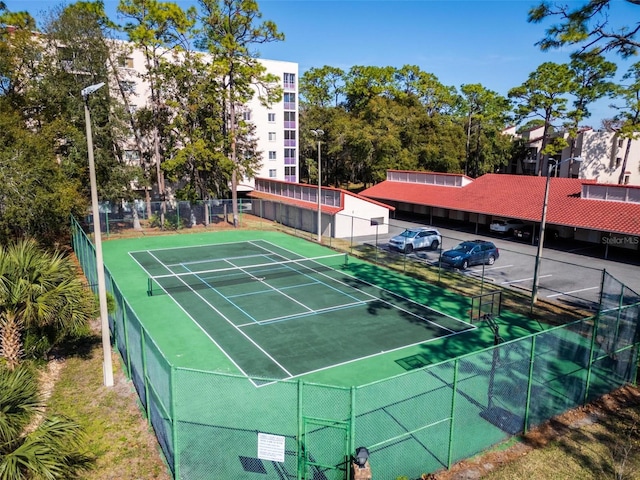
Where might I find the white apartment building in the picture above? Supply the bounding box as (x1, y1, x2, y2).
(113, 43, 299, 196)
(506, 124, 640, 185)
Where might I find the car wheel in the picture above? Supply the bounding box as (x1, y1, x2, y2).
(461, 259, 469, 270)
(486, 255, 495, 265)
(431, 240, 439, 250)
(405, 244, 413, 254)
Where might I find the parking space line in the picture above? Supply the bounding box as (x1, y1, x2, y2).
(546, 286, 600, 298)
(503, 274, 552, 285)
(468, 264, 513, 273)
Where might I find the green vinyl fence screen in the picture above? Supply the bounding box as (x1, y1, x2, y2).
(71, 217, 640, 480)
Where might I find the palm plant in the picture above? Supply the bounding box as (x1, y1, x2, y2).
(0, 239, 94, 369)
(0, 365, 93, 479)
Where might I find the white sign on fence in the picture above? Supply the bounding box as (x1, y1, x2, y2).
(257, 432, 285, 463)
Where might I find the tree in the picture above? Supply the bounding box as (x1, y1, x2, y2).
(0, 239, 94, 369)
(459, 83, 512, 177)
(161, 48, 232, 222)
(529, 0, 640, 58)
(43, 2, 144, 206)
(0, 365, 92, 479)
(508, 62, 575, 175)
(565, 52, 617, 171)
(299, 65, 345, 108)
(119, 0, 197, 225)
(197, 0, 283, 227)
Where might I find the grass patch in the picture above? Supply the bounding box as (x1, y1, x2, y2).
(46, 325, 171, 480)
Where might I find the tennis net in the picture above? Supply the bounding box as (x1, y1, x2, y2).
(147, 253, 348, 296)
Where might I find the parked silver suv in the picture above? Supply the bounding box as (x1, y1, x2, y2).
(388, 227, 442, 253)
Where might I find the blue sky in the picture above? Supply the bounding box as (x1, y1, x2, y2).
(6, 0, 638, 126)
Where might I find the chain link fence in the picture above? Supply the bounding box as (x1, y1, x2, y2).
(73, 213, 640, 479)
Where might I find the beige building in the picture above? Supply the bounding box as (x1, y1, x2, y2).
(110, 41, 299, 196)
(505, 125, 640, 185)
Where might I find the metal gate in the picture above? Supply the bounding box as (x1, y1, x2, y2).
(300, 417, 350, 480)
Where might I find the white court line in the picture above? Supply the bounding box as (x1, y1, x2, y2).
(282, 329, 466, 384)
(257, 240, 471, 332)
(236, 299, 376, 327)
(546, 286, 600, 298)
(221, 258, 315, 315)
(131, 254, 253, 381)
(170, 272, 294, 377)
(502, 274, 552, 285)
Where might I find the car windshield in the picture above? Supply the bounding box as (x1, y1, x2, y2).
(454, 243, 475, 253)
(493, 220, 506, 225)
(400, 230, 419, 238)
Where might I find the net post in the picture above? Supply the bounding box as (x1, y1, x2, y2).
(147, 277, 152, 296)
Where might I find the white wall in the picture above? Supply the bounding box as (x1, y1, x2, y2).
(579, 130, 640, 185)
(334, 195, 391, 238)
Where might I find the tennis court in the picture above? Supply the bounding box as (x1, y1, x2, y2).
(129, 238, 473, 382)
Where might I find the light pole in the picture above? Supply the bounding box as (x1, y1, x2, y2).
(531, 157, 582, 307)
(82, 82, 114, 387)
(311, 129, 324, 243)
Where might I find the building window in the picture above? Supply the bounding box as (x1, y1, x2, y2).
(284, 130, 296, 146)
(128, 104, 137, 114)
(284, 166, 296, 176)
(269, 169, 277, 178)
(618, 138, 624, 148)
(268, 132, 276, 141)
(268, 113, 276, 122)
(616, 157, 622, 168)
(268, 151, 276, 160)
(124, 150, 140, 164)
(284, 72, 295, 89)
(283, 92, 296, 110)
(284, 148, 296, 164)
(119, 56, 134, 68)
(624, 175, 630, 185)
(284, 111, 296, 128)
(120, 80, 136, 95)
(243, 110, 252, 121)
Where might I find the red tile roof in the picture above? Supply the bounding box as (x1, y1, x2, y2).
(360, 173, 640, 236)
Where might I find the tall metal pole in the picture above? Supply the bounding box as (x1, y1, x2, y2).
(82, 82, 114, 387)
(531, 168, 551, 307)
(311, 129, 324, 243)
(531, 157, 582, 308)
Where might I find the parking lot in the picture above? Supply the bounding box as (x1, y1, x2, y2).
(358, 219, 639, 311)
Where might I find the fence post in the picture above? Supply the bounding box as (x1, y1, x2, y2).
(141, 330, 151, 423)
(447, 359, 459, 469)
(523, 336, 536, 433)
(597, 269, 607, 313)
(297, 379, 304, 480)
(122, 299, 132, 379)
(584, 316, 600, 405)
(349, 386, 356, 476)
(171, 366, 180, 480)
(350, 216, 354, 255)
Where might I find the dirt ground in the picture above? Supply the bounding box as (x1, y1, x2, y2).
(427, 384, 640, 480)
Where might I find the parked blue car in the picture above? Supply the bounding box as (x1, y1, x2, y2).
(440, 240, 499, 270)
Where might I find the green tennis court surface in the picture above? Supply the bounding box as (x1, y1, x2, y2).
(102, 230, 542, 386)
(129, 238, 472, 382)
